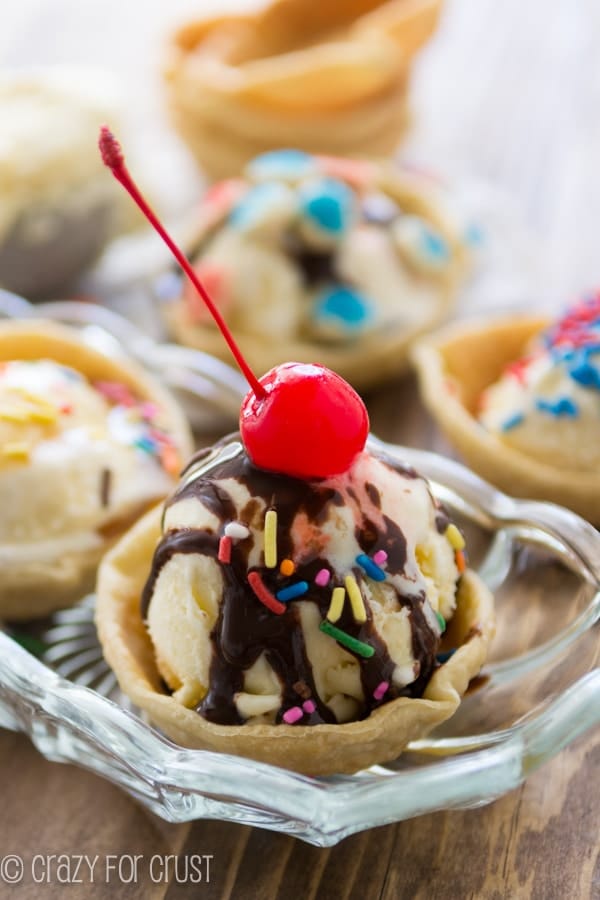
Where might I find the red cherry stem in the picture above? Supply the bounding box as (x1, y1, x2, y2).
(98, 126, 266, 400)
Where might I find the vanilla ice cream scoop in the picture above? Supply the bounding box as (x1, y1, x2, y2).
(162, 150, 472, 389)
(0, 359, 178, 549)
(0, 320, 192, 620)
(479, 297, 600, 472)
(143, 435, 467, 726)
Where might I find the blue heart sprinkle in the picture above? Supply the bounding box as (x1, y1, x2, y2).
(568, 360, 600, 390)
(535, 396, 579, 417)
(313, 286, 373, 330)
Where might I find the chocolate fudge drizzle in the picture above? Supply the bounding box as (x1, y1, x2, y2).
(142, 436, 446, 726)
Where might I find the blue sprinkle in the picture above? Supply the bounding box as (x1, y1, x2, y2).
(421, 226, 450, 262)
(229, 181, 293, 231)
(464, 222, 484, 247)
(135, 437, 157, 454)
(356, 554, 386, 582)
(436, 649, 456, 664)
(362, 192, 399, 225)
(535, 396, 579, 417)
(569, 361, 600, 390)
(299, 177, 355, 236)
(500, 412, 525, 432)
(247, 149, 315, 181)
(313, 286, 373, 331)
(276, 581, 309, 602)
(155, 271, 183, 302)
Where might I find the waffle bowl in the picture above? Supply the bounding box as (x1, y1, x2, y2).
(412, 316, 600, 522)
(94, 456, 494, 776)
(164, 0, 442, 178)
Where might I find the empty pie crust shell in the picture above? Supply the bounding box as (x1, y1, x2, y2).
(0, 320, 193, 620)
(413, 315, 600, 522)
(95, 505, 495, 775)
(164, 0, 442, 178)
(164, 165, 468, 392)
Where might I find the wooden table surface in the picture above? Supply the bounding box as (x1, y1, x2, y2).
(1, 0, 600, 898)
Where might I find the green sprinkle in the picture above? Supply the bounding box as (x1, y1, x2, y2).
(319, 620, 375, 658)
(436, 610, 446, 633)
(10, 632, 47, 658)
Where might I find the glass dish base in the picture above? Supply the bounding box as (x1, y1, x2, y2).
(0, 293, 598, 846)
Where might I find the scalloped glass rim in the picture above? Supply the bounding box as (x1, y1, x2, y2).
(0, 292, 598, 846)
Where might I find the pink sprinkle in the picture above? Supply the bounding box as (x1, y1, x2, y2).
(373, 550, 388, 566)
(140, 402, 159, 420)
(283, 706, 304, 724)
(218, 535, 232, 564)
(302, 700, 316, 714)
(314, 568, 330, 587)
(373, 681, 389, 701)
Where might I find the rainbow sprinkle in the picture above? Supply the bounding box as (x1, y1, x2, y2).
(282, 706, 304, 724)
(356, 553, 386, 582)
(345, 574, 367, 623)
(302, 699, 316, 714)
(436, 649, 456, 664)
(436, 610, 446, 633)
(314, 568, 330, 586)
(264, 509, 278, 568)
(326, 586, 345, 623)
(500, 412, 524, 432)
(445, 524, 465, 551)
(535, 396, 579, 418)
(455, 549, 467, 574)
(224, 521, 250, 540)
(218, 535, 232, 564)
(247, 571, 286, 615)
(276, 581, 309, 602)
(373, 681, 389, 701)
(280, 558, 295, 576)
(319, 620, 374, 658)
(373, 550, 388, 566)
(2, 442, 30, 461)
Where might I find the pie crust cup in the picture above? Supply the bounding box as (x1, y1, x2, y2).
(96, 504, 495, 776)
(413, 315, 600, 522)
(164, 164, 468, 392)
(164, 0, 442, 178)
(0, 320, 193, 620)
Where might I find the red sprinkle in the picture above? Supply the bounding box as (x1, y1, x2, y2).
(218, 535, 232, 564)
(247, 571, 286, 615)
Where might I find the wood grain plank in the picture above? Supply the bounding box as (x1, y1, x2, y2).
(0, 732, 190, 900)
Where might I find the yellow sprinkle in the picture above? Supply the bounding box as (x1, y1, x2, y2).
(2, 442, 30, 461)
(445, 523, 465, 551)
(28, 409, 58, 424)
(280, 558, 295, 576)
(345, 574, 367, 624)
(0, 408, 29, 423)
(264, 509, 278, 568)
(15, 388, 54, 409)
(327, 587, 346, 623)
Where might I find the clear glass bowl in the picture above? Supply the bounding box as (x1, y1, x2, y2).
(0, 292, 598, 847)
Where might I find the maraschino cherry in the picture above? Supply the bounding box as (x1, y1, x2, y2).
(99, 127, 369, 478)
